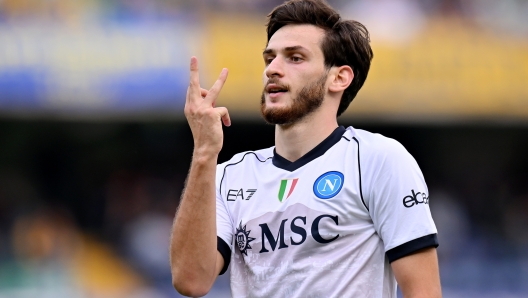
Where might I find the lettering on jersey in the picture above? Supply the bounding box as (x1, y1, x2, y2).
(313, 171, 344, 199)
(227, 189, 257, 201)
(258, 214, 339, 253)
(235, 222, 256, 256)
(259, 219, 288, 252)
(403, 189, 429, 208)
(278, 178, 299, 202)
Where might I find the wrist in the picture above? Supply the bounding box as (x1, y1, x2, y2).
(192, 147, 219, 164)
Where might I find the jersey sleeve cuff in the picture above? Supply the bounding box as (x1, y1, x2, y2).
(217, 236, 231, 275)
(386, 234, 439, 263)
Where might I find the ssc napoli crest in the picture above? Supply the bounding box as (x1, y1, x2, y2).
(313, 171, 344, 199)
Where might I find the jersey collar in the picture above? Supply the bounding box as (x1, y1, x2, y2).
(272, 126, 347, 172)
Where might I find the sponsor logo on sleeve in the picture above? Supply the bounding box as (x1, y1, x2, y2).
(313, 171, 344, 199)
(402, 189, 429, 208)
(278, 178, 299, 202)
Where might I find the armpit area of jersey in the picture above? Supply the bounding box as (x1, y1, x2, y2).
(386, 234, 439, 263)
(217, 236, 231, 275)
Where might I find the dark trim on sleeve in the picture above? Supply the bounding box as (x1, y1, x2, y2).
(386, 234, 439, 263)
(217, 236, 231, 275)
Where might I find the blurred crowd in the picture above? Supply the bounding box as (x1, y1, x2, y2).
(0, 122, 527, 297)
(0, 0, 527, 37)
(0, 123, 186, 297)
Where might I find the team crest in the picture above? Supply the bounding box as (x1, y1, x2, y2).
(235, 221, 255, 256)
(278, 178, 299, 202)
(313, 171, 344, 199)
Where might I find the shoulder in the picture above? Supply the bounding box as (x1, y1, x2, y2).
(217, 147, 274, 171)
(215, 148, 274, 188)
(345, 126, 410, 160)
(344, 127, 427, 210)
(344, 126, 422, 187)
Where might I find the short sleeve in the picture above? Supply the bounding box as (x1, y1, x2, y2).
(363, 138, 438, 263)
(216, 164, 233, 274)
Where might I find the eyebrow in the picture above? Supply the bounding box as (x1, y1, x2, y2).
(263, 45, 308, 55)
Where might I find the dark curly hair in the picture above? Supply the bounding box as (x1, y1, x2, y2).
(266, 0, 373, 116)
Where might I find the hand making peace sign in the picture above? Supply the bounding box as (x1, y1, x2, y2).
(184, 57, 230, 157)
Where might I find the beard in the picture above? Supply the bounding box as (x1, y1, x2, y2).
(260, 73, 327, 125)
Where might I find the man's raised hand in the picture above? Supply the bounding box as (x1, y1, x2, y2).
(184, 56, 230, 157)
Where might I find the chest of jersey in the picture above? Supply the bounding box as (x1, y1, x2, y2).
(220, 142, 373, 258)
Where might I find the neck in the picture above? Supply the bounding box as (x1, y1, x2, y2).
(274, 109, 338, 162)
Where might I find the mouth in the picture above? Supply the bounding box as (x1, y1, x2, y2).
(268, 88, 288, 94)
(266, 84, 288, 98)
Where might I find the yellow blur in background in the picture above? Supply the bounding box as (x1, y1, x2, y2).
(202, 13, 528, 121)
(1, 0, 527, 122)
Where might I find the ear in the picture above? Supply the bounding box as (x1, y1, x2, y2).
(328, 65, 354, 93)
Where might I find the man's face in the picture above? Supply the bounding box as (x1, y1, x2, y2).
(261, 24, 329, 125)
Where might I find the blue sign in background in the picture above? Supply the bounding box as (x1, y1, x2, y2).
(0, 21, 195, 116)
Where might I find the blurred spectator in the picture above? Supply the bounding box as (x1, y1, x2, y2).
(124, 212, 173, 292)
(430, 189, 471, 261)
(343, 0, 427, 45)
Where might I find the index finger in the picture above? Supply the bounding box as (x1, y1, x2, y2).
(188, 56, 201, 100)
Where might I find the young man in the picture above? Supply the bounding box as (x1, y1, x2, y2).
(170, 0, 441, 297)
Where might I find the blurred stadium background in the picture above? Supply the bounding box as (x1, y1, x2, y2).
(0, 0, 527, 297)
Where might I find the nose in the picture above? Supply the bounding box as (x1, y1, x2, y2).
(265, 57, 284, 79)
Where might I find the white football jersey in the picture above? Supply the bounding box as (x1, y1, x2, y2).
(215, 126, 438, 298)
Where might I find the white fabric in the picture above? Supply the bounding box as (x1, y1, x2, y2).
(215, 126, 437, 298)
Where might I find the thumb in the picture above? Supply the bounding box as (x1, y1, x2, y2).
(215, 107, 231, 127)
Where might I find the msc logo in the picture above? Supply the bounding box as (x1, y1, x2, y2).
(313, 171, 344, 199)
(403, 189, 429, 208)
(258, 214, 339, 253)
(227, 189, 256, 201)
(235, 222, 255, 256)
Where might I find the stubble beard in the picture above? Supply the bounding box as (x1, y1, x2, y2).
(260, 73, 328, 125)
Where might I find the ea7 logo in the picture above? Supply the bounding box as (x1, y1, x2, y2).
(227, 189, 257, 201)
(403, 189, 429, 208)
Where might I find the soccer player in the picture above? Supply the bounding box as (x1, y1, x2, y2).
(170, 0, 441, 297)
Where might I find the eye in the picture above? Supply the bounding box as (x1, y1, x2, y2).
(264, 56, 274, 65)
(290, 56, 303, 62)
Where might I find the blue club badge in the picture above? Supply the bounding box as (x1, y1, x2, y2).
(313, 171, 344, 199)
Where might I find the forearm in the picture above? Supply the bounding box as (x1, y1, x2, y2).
(170, 56, 229, 296)
(170, 151, 219, 296)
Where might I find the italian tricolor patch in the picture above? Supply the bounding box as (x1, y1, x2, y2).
(278, 178, 299, 202)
